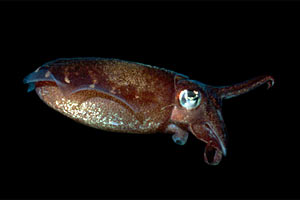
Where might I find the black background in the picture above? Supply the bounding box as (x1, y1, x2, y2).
(1, 0, 298, 199)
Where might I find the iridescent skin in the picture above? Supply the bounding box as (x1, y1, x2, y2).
(24, 58, 275, 165)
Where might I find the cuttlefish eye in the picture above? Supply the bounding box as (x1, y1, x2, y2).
(179, 89, 201, 110)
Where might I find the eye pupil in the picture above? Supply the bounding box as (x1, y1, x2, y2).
(179, 89, 201, 110)
(187, 90, 198, 100)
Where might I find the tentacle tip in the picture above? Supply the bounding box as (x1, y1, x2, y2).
(172, 134, 187, 146)
(203, 144, 223, 165)
(266, 76, 275, 89)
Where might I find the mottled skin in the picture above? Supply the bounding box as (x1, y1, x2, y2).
(24, 58, 275, 165)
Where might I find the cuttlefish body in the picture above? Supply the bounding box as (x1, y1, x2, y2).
(24, 58, 274, 165)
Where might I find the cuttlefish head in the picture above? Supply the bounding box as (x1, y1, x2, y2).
(171, 75, 274, 165)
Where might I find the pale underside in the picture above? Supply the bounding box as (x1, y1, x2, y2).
(36, 85, 169, 134)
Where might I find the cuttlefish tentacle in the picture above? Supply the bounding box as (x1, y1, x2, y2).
(215, 75, 275, 100)
(198, 75, 275, 165)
